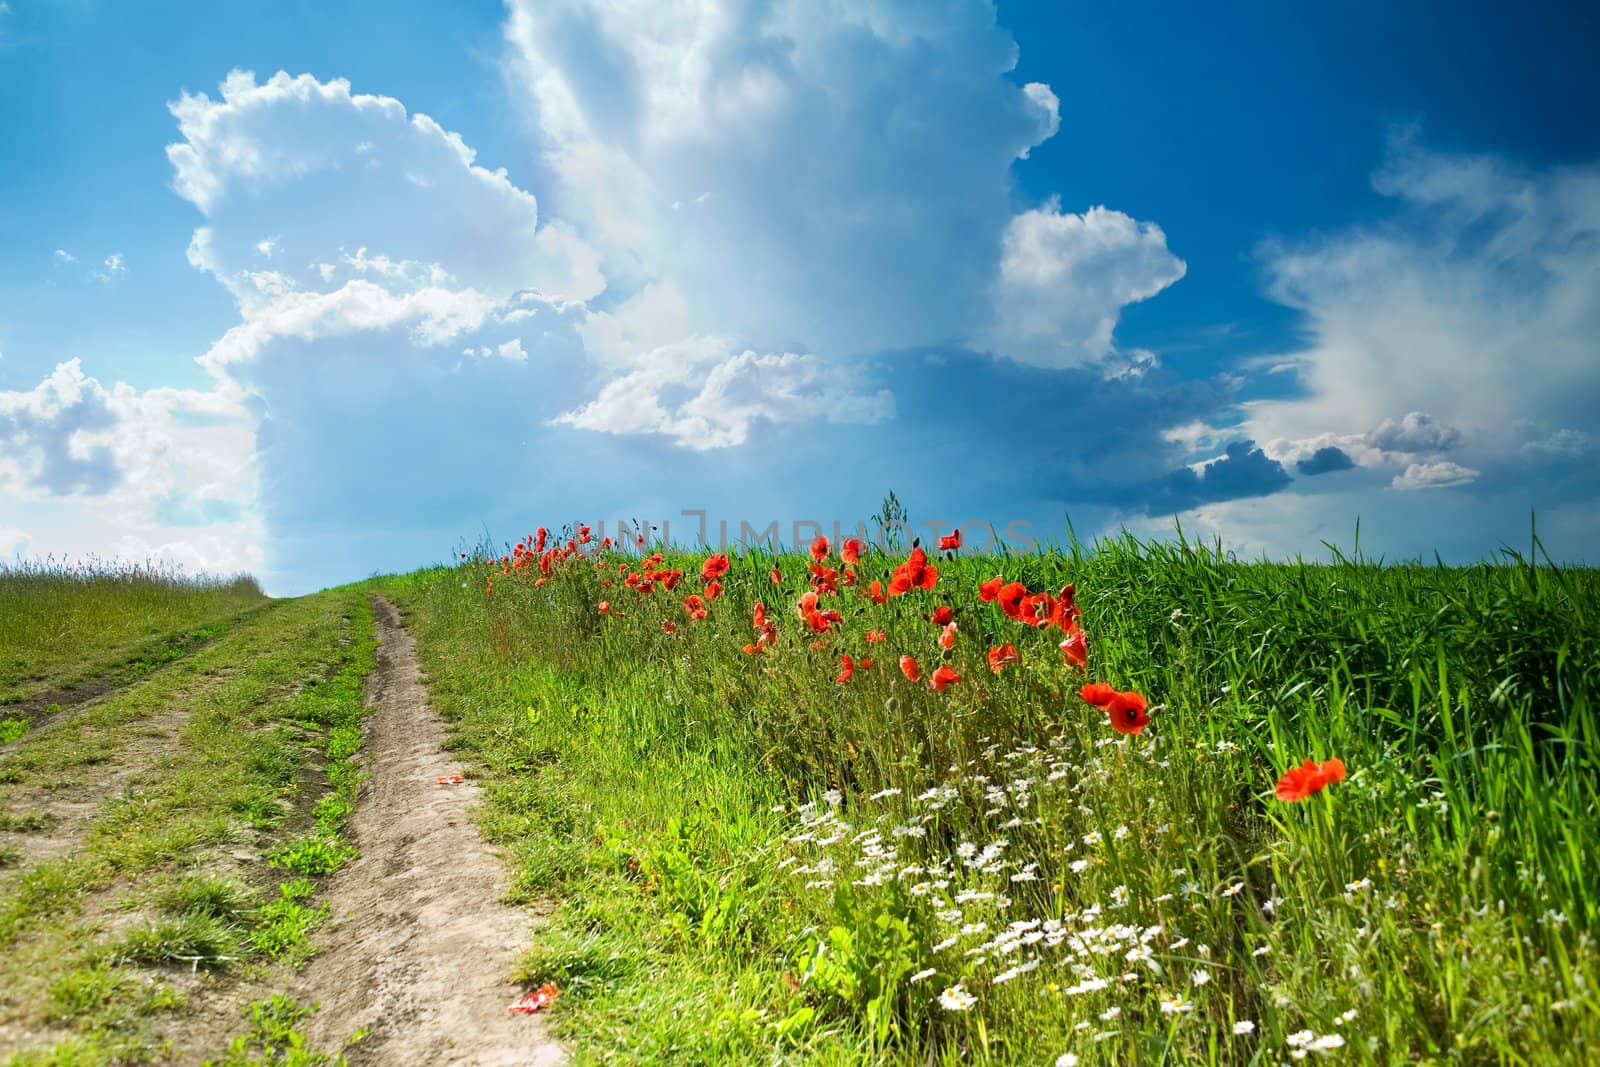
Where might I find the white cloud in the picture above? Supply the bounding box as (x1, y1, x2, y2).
(197, 280, 502, 373)
(552, 339, 892, 450)
(503, 0, 1073, 358)
(52, 249, 77, 266)
(1392, 460, 1479, 491)
(1243, 137, 1600, 475)
(167, 69, 603, 306)
(1366, 411, 1460, 454)
(983, 200, 1186, 367)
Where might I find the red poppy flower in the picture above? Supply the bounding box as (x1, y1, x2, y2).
(995, 581, 1028, 619)
(841, 538, 864, 565)
(930, 664, 961, 692)
(809, 564, 840, 595)
(835, 654, 855, 684)
(860, 657, 874, 670)
(661, 620, 678, 634)
(866, 580, 889, 605)
(796, 590, 820, 617)
(770, 566, 783, 584)
(842, 566, 858, 587)
(987, 643, 1019, 673)
(979, 575, 1004, 602)
(597, 601, 611, 615)
(1274, 758, 1346, 802)
(1105, 691, 1150, 735)
(509, 983, 559, 1014)
(888, 547, 938, 596)
(701, 553, 731, 582)
(864, 630, 886, 643)
(899, 655, 922, 682)
(929, 605, 954, 626)
(753, 601, 769, 630)
(535, 527, 548, 551)
(683, 594, 708, 620)
(810, 535, 830, 561)
(1078, 682, 1119, 708)
(704, 580, 723, 601)
(577, 525, 592, 544)
(1059, 631, 1088, 670)
(533, 577, 547, 587)
(939, 621, 957, 650)
(938, 529, 962, 551)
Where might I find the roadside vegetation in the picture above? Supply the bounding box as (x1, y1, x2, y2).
(384, 524, 1599, 1064)
(0, 582, 374, 1067)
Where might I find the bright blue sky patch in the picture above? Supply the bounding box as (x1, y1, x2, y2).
(1, 0, 1596, 593)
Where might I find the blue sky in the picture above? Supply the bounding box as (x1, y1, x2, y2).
(1, 0, 1597, 594)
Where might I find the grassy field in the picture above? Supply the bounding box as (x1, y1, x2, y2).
(0, 560, 266, 714)
(381, 529, 1599, 1065)
(0, 575, 374, 1066)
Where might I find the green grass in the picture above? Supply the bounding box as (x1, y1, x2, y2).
(0, 558, 264, 705)
(380, 531, 1600, 1065)
(0, 589, 377, 1066)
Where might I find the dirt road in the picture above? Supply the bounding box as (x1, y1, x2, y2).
(292, 598, 564, 1067)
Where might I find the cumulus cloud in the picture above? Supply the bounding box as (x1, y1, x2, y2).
(984, 201, 1186, 367)
(1157, 440, 1292, 513)
(1367, 410, 1460, 454)
(1295, 446, 1355, 476)
(1392, 460, 1479, 491)
(503, 0, 1076, 358)
(553, 339, 893, 450)
(1245, 136, 1600, 483)
(167, 69, 603, 307)
(52, 249, 77, 266)
(0, 359, 123, 495)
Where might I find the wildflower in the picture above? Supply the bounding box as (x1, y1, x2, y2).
(770, 565, 783, 584)
(930, 665, 961, 692)
(988, 643, 1020, 673)
(866, 580, 889, 604)
(661, 620, 677, 634)
(1233, 1020, 1256, 1035)
(865, 629, 886, 643)
(1079, 682, 1118, 706)
(1059, 630, 1088, 670)
(508, 983, 560, 1014)
(1055, 1056, 1079, 1067)
(1274, 757, 1346, 802)
(703, 580, 724, 601)
(810, 535, 830, 561)
(938, 985, 977, 1011)
(836, 654, 855, 684)
(1192, 969, 1211, 987)
(939, 529, 962, 551)
(900, 655, 923, 683)
(841, 538, 864, 564)
(888, 547, 938, 595)
(701, 553, 730, 581)
(683, 593, 708, 620)
(930, 604, 955, 626)
(597, 601, 611, 615)
(1158, 992, 1194, 1014)
(1105, 691, 1150, 735)
(995, 581, 1028, 618)
(939, 621, 957, 649)
(979, 575, 1004, 601)
(909, 968, 936, 984)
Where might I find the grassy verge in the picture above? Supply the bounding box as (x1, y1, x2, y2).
(0, 591, 376, 1066)
(383, 532, 1598, 1065)
(0, 559, 265, 706)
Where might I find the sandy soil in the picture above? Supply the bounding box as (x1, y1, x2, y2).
(291, 598, 565, 1067)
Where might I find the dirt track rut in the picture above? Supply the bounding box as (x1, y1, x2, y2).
(293, 598, 564, 1067)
